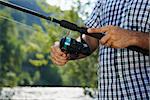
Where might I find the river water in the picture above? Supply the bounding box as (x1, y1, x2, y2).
(0, 87, 94, 100)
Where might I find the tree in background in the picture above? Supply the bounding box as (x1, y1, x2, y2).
(0, 7, 40, 87)
(0, 2, 63, 86)
(0, 0, 98, 90)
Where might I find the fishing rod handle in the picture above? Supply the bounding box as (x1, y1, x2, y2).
(78, 27, 149, 55)
(59, 20, 105, 39)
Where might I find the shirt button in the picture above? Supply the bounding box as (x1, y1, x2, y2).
(119, 74, 123, 78)
(117, 53, 121, 57)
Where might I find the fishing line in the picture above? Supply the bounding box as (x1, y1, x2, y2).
(0, 15, 37, 32)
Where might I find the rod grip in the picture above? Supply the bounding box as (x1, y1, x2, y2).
(127, 46, 149, 55)
(77, 27, 104, 39)
(60, 20, 78, 31)
(79, 27, 149, 55)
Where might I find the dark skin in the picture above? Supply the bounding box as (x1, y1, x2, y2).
(88, 25, 150, 49)
(50, 25, 150, 66)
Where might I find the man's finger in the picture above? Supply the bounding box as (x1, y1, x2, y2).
(88, 26, 111, 33)
(51, 58, 66, 66)
(105, 40, 113, 47)
(51, 46, 64, 56)
(100, 34, 111, 45)
(51, 47, 67, 60)
(51, 56, 67, 66)
(52, 41, 64, 55)
(51, 51, 67, 61)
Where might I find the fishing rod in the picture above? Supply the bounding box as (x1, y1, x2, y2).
(0, 0, 149, 55)
(0, 0, 103, 39)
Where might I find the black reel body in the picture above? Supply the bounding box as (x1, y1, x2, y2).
(60, 37, 91, 59)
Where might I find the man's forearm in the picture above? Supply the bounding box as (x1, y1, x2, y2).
(132, 32, 150, 50)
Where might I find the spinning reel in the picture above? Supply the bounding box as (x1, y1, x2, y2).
(60, 32, 91, 59)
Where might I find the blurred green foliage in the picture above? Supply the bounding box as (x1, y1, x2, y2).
(0, 0, 98, 88)
(0, 8, 37, 86)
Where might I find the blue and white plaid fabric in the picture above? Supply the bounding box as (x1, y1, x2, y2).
(85, 0, 150, 99)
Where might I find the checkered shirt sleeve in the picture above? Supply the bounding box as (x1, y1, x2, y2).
(85, 0, 150, 100)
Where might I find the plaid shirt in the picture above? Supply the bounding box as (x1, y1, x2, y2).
(85, 0, 150, 99)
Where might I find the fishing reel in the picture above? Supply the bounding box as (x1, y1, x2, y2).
(59, 33, 91, 59)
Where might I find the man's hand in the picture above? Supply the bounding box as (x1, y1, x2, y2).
(88, 25, 148, 49)
(50, 42, 69, 66)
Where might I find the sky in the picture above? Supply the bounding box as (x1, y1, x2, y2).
(46, 0, 96, 19)
(46, 0, 95, 10)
